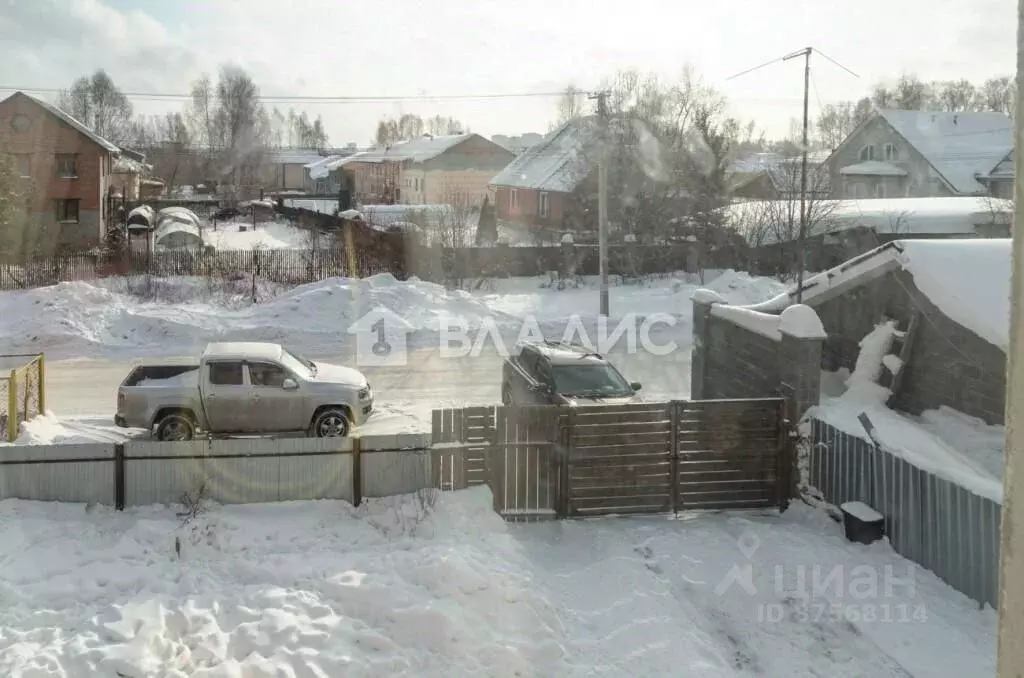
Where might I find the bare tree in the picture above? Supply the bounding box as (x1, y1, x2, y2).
(937, 79, 979, 111)
(979, 76, 1016, 117)
(816, 99, 872, 149)
(732, 159, 838, 280)
(59, 70, 134, 143)
(556, 85, 587, 125)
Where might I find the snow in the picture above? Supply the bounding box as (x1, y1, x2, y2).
(0, 488, 996, 677)
(0, 270, 786, 360)
(730, 197, 1013, 244)
(882, 354, 903, 374)
(840, 501, 883, 523)
(778, 304, 826, 339)
(838, 161, 908, 177)
(692, 289, 726, 305)
(202, 221, 313, 251)
(490, 118, 594, 192)
(710, 305, 782, 340)
(898, 238, 1011, 350)
(810, 322, 1004, 503)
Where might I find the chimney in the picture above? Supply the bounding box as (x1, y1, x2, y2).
(953, 114, 959, 125)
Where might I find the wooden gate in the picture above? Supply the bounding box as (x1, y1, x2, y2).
(431, 397, 794, 520)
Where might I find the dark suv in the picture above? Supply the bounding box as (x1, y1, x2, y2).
(501, 340, 642, 406)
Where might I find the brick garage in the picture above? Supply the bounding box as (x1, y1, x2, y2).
(791, 239, 1008, 425)
(0, 91, 119, 252)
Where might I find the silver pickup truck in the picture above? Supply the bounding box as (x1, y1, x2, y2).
(115, 342, 373, 441)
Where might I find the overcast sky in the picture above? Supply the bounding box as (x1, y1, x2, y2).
(0, 0, 1016, 146)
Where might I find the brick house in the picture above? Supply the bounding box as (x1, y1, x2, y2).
(751, 238, 1009, 425)
(338, 134, 513, 208)
(824, 109, 1013, 199)
(0, 91, 120, 251)
(489, 119, 594, 235)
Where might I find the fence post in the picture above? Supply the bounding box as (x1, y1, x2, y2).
(352, 437, 362, 507)
(671, 400, 681, 514)
(776, 397, 796, 512)
(114, 443, 126, 510)
(7, 369, 16, 443)
(559, 410, 574, 518)
(37, 355, 44, 414)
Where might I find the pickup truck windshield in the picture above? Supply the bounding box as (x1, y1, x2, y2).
(280, 349, 316, 378)
(552, 364, 632, 397)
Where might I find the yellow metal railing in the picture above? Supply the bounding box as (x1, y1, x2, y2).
(1, 354, 45, 443)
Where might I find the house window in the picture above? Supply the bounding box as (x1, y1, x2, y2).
(54, 198, 80, 223)
(884, 143, 898, 161)
(55, 154, 77, 178)
(539, 191, 550, 217)
(11, 154, 30, 178)
(858, 145, 875, 162)
(510, 189, 518, 210)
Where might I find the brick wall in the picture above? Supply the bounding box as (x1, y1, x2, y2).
(0, 93, 109, 248)
(691, 295, 824, 418)
(810, 268, 1006, 424)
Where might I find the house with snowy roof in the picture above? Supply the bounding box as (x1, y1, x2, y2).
(825, 109, 1013, 199)
(749, 238, 1010, 425)
(336, 134, 513, 209)
(489, 118, 598, 235)
(0, 90, 122, 252)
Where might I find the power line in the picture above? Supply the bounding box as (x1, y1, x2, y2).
(0, 85, 570, 103)
(725, 52, 795, 81)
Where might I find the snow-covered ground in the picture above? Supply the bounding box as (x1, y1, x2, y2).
(0, 487, 996, 677)
(202, 220, 312, 251)
(811, 322, 1005, 503)
(1, 270, 784, 444)
(0, 270, 782, 360)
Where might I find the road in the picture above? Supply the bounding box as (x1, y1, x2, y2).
(40, 345, 693, 439)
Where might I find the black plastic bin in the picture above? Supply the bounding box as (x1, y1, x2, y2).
(840, 501, 885, 545)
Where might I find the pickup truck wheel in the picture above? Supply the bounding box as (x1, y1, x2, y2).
(155, 413, 195, 442)
(312, 408, 350, 438)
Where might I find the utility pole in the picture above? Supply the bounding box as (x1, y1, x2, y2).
(728, 47, 857, 304)
(783, 47, 812, 303)
(589, 90, 610, 316)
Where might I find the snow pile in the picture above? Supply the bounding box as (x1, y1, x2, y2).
(0, 488, 571, 677)
(203, 220, 313, 251)
(0, 271, 787, 358)
(3, 412, 136, 446)
(898, 239, 1011, 350)
(811, 322, 1004, 502)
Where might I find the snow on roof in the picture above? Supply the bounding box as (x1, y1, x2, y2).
(898, 238, 1010, 350)
(838, 161, 908, 177)
(112, 155, 150, 174)
(879, 109, 1013, 194)
(306, 154, 347, 179)
(13, 92, 119, 153)
(728, 196, 1013, 243)
(986, 151, 1014, 179)
(204, 342, 283, 361)
(490, 118, 596, 192)
(154, 219, 201, 243)
(267, 149, 326, 165)
(352, 134, 475, 164)
(755, 237, 1011, 351)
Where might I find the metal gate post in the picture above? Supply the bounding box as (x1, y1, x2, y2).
(671, 400, 681, 514)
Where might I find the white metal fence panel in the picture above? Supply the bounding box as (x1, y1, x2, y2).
(809, 418, 1001, 608)
(0, 444, 114, 504)
(124, 438, 354, 505)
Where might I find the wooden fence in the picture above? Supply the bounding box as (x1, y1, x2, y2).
(430, 398, 795, 520)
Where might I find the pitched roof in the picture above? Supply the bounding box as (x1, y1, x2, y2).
(489, 117, 596, 192)
(878, 109, 1013, 194)
(7, 91, 120, 153)
(353, 133, 476, 164)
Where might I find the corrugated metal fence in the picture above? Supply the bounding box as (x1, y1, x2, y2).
(0, 434, 435, 508)
(808, 418, 1001, 608)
